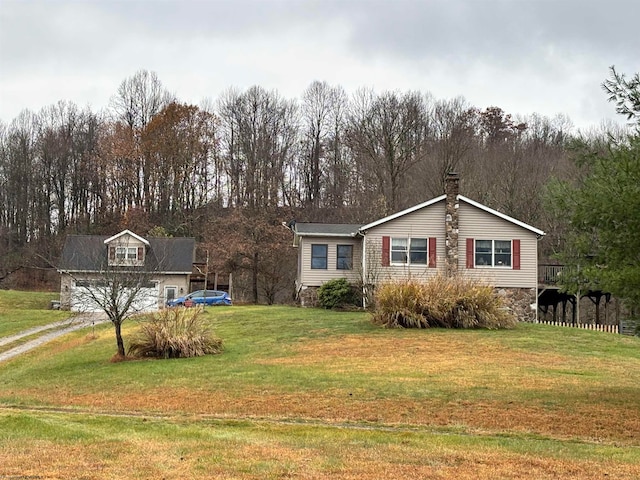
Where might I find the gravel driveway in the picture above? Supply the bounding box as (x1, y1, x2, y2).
(0, 313, 109, 363)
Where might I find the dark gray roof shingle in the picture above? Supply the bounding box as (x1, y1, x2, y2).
(293, 222, 362, 237)
(58, 235, 195, 273)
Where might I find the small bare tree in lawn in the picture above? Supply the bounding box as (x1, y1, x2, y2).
(74, 270, 156, 357)
(60, 235, 172, 357)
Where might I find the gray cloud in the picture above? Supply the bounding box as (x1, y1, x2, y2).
(0, 0, 638, 129)
(340, 0, 639, 66)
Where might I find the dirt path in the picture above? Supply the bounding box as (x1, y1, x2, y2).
(0, 313, 108, 363)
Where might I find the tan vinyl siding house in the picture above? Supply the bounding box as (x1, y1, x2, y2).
(458, 199, 538, 289)
(288, 174, 545, 318)
(58, 229, 195, 312)
(291, 224, 362, 305)
(359, 195, 542, 288)
(360, 196, 447, 283)
(298, 237, 362, 286)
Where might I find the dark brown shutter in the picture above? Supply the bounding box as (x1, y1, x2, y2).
(382, 236, 390, 267)
(109, 246, 115, 261)
(428, 237, 437, 268)
(138, 246, 144, 263)
(513, 239, 521, 270)
(466, 238, 474, 269)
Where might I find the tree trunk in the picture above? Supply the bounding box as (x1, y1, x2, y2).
(252, 251, 259, 304)
(114, 320, 126, 357)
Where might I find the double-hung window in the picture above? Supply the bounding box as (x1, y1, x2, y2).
(475, 240, 511, 267)
(311, 244, 328, 269)
(391, 237, 427, 265)
(336, 245, 353, 270)
(391, 238, 408, 264)
(409, 238, 427, 264)
(116, 247, 137, 261)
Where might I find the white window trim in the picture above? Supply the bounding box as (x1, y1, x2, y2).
(108, 242, 147, 267)
(115, 246, 138, 260)
(474, 239, 512, 268)
(390, 237, 428, 266)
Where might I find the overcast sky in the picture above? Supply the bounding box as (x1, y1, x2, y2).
(1, 0, 638, 131)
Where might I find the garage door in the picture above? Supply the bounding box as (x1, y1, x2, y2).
(71, 281, 160, 314)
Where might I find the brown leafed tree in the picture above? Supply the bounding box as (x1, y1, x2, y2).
(109, 70, 174, 209)
(141, 102, 220, 221)
(204, 208, 295, 304)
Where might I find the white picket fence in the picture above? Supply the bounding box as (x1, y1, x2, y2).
(537, 320, 619, 334)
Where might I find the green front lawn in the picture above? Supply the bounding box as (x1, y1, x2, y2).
(0, 290, 70, 338)
(0, 302, 638, 478)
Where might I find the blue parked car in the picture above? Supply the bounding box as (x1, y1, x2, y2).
(167, 290, 232, 307)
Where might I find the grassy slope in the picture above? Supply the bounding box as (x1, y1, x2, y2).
(0, 290, 70, 337)
(0, 304, 638, 479)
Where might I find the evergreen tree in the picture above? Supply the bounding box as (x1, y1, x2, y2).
(547, 67, 640, 308)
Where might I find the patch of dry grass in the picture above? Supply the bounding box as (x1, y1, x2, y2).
(0, 411, 638, 480)
(5, 327, 640, 446)
(0, 306, 638, 478)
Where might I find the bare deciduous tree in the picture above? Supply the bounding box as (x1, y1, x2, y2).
(417, 97, 475, 198)
(217, 86, 298, 209)
(299, 81, 349, 209)
(348, 89, 430, 214)
(110, 69, 174, 130)
(204, 209, 296, 304)
(60, 236, 172, 357)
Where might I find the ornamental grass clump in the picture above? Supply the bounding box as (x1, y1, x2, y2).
(128, 307, 223, 359)
(372, 275, 516, 329)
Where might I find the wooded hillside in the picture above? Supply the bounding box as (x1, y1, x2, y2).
(0, 70, 590, 301)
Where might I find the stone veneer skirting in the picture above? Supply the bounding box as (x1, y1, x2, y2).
(298, 286, 319, 308)
(496, 287, 538, 323)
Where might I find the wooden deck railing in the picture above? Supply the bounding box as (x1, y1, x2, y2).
(539, 264, 565, 285)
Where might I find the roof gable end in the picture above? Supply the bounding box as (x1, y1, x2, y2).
(358, 194, 545, 237)
(359, 195, 446, 232)
(104, 229, 150, 246)
(458, 195, 545, 236)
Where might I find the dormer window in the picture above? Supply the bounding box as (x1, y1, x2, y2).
(116, 247, 138, 261)
(109, 245, 145, 266)
(105, 230, 149, 267)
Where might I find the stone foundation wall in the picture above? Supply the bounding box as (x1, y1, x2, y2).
(496, 287, 537, 323)
(298, 286, 319, 308)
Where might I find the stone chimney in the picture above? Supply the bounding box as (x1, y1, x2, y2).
(444, 172, 459, 276)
